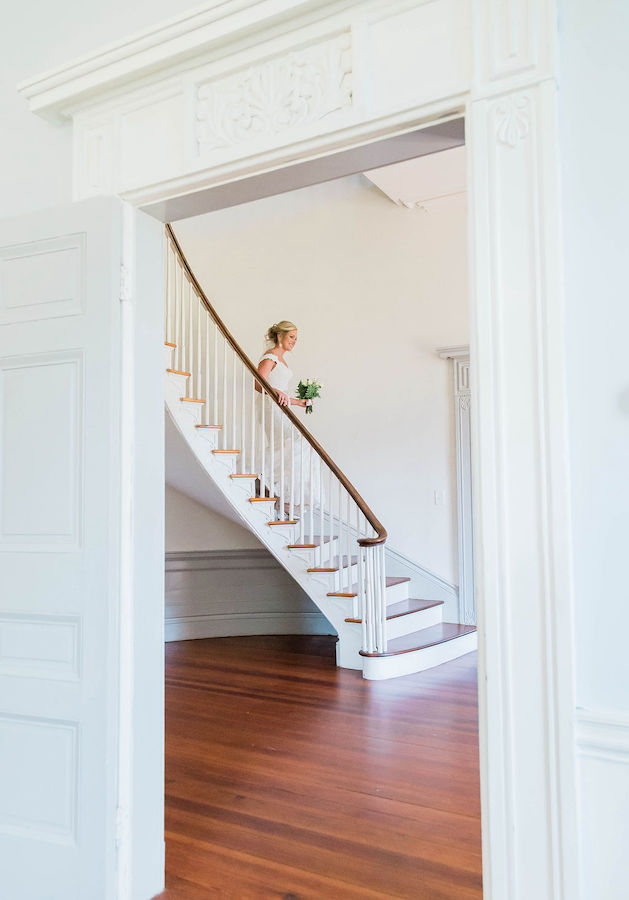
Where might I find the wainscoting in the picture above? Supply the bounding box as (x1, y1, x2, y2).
(165, 549, 335, 641)
(576, 709, 629, 900)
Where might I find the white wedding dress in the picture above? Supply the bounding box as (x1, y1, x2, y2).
(258, 353, 322, 510)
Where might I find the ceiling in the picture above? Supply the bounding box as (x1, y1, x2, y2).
(364, 145, 466, 211)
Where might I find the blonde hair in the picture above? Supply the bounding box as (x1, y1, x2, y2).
(265, 320, 297, 346)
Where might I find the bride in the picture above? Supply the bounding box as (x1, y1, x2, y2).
(256, 321, 322, 514)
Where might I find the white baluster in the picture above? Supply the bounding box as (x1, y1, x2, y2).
(187, 280, 193, 382)
(261, 389, 266, 495)
(379, 543, 387, 653)
(308, 445, 314, 544)
(346, 492, 353, 613)
(250, 380, 255, 483)
(231, 347, 237, 450)
(241, 363, 246, 473)
(213, 325, 218, 425)
(358, 546, 367, 651)
(165, 248, 171, 343)
(328, 469, 334, 570)
(195, 293, 201, 398)
(204, 313, 211, 425)
(338, 481, 343, 588)
(279, 415, 285, 518)
(270, 397, 275, 500)
(318, 457, 324, 560)
(299, 436, 305, 543)
(222, 336, 227, 448)
(176, 265, 183, 371)
(289, 426, 295, 522)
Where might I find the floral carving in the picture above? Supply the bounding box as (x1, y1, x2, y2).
(196, 34, 352, 154)
(496, 94, 530, 148)
(459, 395, 471, 411)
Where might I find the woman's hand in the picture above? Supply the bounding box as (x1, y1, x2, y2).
(277, 391, 290, 407)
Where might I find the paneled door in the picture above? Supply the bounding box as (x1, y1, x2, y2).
(0, 198, 124, 899)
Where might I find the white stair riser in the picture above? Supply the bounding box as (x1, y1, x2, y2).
(164, 345, 174, 367)
(383, 580, 410, 604)
(362, 631, 478, 680)
(385, 603, 443, 640)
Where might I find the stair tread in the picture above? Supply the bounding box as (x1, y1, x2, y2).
(166, 368, 191, 376)
(360, 623, 476, 658)
(327, 575, 411, 598)
(308, 555, 358, 573)
(345, 598, 443, 624)
(287, 536, 337, 548)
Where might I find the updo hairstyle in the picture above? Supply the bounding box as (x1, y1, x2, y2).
(265, 320, 297, 346)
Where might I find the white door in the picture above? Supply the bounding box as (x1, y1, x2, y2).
(0, 198, 124, 899)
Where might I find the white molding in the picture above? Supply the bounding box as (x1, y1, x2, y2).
(165, 548, 333, 641)
(470, 69, 579, 899)
(576, 709, 629, 766)
(437, 344, 470, 360)
(18, 0, 350, 120)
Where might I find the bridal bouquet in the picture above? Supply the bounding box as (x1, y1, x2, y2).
(296, 378, 322, 414)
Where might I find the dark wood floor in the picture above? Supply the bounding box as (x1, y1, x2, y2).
(154, 635, 482, 900)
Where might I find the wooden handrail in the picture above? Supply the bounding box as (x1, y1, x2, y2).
(166, 224, 387, 547)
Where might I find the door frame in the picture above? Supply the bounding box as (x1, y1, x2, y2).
(18, 3, 580, 898)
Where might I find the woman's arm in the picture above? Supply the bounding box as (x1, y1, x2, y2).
(255, 358, 275, 394)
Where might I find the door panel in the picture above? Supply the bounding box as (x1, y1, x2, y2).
(0, 198, 123, 900)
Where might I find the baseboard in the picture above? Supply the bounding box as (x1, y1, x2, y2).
(384, 545, 459, 621)
(575, 707, 629, 900)
(165, 610, 333, 641)
(165, 549, 335, 642)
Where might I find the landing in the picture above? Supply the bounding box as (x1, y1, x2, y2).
(156, 636, 482, 899)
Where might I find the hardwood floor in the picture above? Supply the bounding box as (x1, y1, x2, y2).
(154, 635, 482, 900)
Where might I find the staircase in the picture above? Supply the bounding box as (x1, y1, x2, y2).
(164, 225, 476, 679)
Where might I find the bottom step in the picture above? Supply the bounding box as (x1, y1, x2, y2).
(360, 624, 477, 681)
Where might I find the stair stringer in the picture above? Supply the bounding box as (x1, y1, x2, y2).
(165, 372, 363, 669)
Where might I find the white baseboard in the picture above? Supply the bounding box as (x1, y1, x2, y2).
(165, 549, 335, 642)
(576, 708, 629, 900)
(165, 610, 332, 641)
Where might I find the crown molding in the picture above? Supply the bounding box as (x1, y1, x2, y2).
(17, 0, 346, 122)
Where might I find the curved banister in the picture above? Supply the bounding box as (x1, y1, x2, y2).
(166, 223, 387, 547)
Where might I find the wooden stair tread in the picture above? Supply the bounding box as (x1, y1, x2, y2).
(287, 536, 337, 549)
(195, 424, 222, 429)
(345, 598, 443, 624)
(268, 520, 298, 526)
(166, 368, 191, 376)
(327, 575, 411, 598)
(249, 497, 278, 502)
(230, 473, 258, 478)
(360, 623, 476, 658)
(180, 397, 204, 403)
(308, 555, 357, 573)
(212, 449, 239, 454)
(164, 341, 176, 347)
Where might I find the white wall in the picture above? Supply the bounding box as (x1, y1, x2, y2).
(560, 0, 629, 715)
(173, 175, 469, 583)
(1, 0, 198, 219)
(559, 2, 629, 897)
(165, 484, 261, 552)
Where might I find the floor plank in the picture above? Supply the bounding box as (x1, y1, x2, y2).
(154, 635, 482, 899)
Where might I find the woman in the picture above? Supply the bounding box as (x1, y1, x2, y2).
(256, 321, 320, 513)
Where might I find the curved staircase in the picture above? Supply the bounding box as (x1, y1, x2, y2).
(164, 226, 476, 679)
